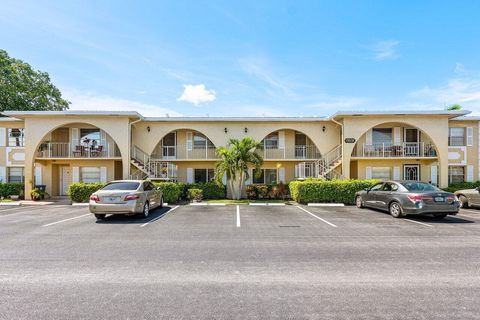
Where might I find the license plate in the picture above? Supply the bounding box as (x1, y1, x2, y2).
(103, 197, 120, 203)
(434, 197, 444, 202)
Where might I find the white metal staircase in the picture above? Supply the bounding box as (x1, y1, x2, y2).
(130, 146, 177, 180)
(295, 144, 344, 180)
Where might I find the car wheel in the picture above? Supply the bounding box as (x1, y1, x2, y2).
(141, 202, 150, 218)
(432, 214, 448, 219)
(389, 202, 403, 218)
(355, 196, 363, 208)
(159, 197, 164, 208)
(458, 195, 469, 208)
(94, 214, 106, 220)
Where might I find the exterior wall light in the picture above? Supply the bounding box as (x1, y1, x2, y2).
(322, 125, 326, 132)
(244, 127, 248, 133)
(224, 128, 228, 133)
(147, 126, 151, 132)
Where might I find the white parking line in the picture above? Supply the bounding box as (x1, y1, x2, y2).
(140, 205, 179, 228)
(236, 205, 240, 227)
(41, 213, 91, 227)
(402, 218, 433, 227)
(296, 205, 337, 228)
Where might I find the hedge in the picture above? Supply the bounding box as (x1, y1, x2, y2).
(0, 183, 24, 198)
(68, 183, 104, 203)
(443, 181, 480, 193)
(246, 183, 289, 200)
(289, 179, 380, 205)
(187, 182, 225, 199)
(154, 182, 183, 204)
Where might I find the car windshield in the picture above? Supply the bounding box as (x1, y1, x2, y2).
(401, 182, 440, 192)
(101, 182, 140, 191)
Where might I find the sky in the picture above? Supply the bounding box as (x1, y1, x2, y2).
(1, 0, 480, 117)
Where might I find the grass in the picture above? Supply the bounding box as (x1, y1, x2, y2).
(207, 199, 288, 204)
(0, 199, 14, 202)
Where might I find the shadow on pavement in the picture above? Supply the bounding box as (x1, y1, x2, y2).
(95, 206, 173, 225)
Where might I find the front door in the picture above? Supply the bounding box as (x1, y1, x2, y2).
(59, 167, 70, 196)
(404, 165, 419, 181)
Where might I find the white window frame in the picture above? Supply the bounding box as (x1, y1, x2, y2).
(7, 128, 25, 147)
(448, 166, 465, 184)
(371, 167, 391, 181)
(80, 167, 101, 184)
(7, 167, 24, 183)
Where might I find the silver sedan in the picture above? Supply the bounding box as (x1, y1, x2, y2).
(89, 180, 163, 220)
(355, 181, 460, 219)
(455, 187, 480, 208)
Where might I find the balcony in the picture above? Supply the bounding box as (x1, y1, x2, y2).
(152, 146, 217, 160)
(262, 145, 320, 160)
(352, 142, 437, 158)
(36, 142, 121, 158)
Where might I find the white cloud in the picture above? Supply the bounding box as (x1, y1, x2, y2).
(368, 40, 400, 61)
(177, 84, 216, 106)
(63, 89, 182, 117)
(409, 65, 480, 114)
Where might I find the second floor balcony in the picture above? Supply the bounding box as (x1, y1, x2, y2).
(36, 142, 121, 159)
(152, 146, 217, 160)
(262, 145, 320, 160)
(352, 142, 437, 158)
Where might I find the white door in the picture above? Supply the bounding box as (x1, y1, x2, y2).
(60, 167, 70, 196)
(404, 165, 419, 181)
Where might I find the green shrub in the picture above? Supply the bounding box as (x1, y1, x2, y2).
(188, 188, 203, 201)
(154, 182, 183, 204)
(443, 181, 480, 193)
(30, 188, 48, 201)
(289, 179, 380, 205)
(0, 183, 24, 198)
(246, 183, 290, 200)
(188, 182, 225, 199)
(68, 183, 104, 203)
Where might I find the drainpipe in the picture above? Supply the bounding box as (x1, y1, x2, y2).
(128, 117, 143, 177)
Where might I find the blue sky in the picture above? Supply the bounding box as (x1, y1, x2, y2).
(1, 0, 480, 116)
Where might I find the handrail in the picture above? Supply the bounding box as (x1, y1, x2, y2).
(37, 141, 120, 158)
(355, 142, 437, 158)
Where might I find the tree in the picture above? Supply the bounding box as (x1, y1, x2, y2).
(0, 49, 69, 111)
(446, 104, 462, 111)
(215, 137, 263, 200)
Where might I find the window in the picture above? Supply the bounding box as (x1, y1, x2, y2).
(8, 128, 25, 147)
(263, 132, 279, 149)
(252, 169, 277, 184)
(193, 133, 214, 149)
(7, 167, 24, 183)
(102, 182, 139, 191)
(80, 129, 101, 145)
(370, 183, 384, 191)
(448, 166, 465, 184)
(383, 182, 398, 191)
(80, 167, 101, 183)
(371, 167, 391, 180)
(143, 182, 154, 191)
(402, 182, 439, 192)
(194, 169, 215, 183)
(448, 128, 465, 146)
(372, 128, 392, 145)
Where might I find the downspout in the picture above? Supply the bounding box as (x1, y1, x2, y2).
(128, 116, 144, 177)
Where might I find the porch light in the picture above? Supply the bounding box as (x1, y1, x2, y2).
(322, 125, 326, 132)
(147, 126, 151, 132)
(224, 128, 228, 133)
(244, 127, 248, 133)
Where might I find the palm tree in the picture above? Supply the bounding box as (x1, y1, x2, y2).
(215, 137, 263, 199)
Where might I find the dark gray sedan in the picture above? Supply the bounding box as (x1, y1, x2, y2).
(355, 181, 460, 218)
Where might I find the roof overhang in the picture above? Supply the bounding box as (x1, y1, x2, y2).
(1, 110, 144, 120)
(330, 110, 471, 120)
(143, 116, 329, 122)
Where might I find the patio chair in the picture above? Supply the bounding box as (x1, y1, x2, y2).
(90, 145, 103, 157)
(72, 145, 83, 157)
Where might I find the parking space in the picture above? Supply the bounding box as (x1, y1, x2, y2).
(1, 204, 479, 319)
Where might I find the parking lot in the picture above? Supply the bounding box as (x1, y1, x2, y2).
(1, 204, 480, 319)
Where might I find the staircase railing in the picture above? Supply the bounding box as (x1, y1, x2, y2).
(314, 144, 343, 178)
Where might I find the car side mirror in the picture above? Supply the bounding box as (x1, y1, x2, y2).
(364, 188, 370, 192)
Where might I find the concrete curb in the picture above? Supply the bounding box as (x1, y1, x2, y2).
(72, 203, 89, 207)
(307, 203, 344, 207)
(0, 202, 21, 206)
(189, 203, 226, 206)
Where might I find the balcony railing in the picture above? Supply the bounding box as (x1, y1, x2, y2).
(147, 160, 178, 180)
(262, 145, 320, 160)
(36, 142, 121, 158)
(152, 146, 217, 160)
(353, 142, 437, 158)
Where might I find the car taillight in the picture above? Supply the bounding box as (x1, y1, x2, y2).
(90, 195, 100, 203)
(407, 195, 432, 202)
(124, 194, 140, 201)
(446, 195, 457, 202)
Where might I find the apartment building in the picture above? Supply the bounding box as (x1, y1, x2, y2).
(0, 109, 477, 199)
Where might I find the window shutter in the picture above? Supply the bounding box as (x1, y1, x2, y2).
(72, 166, 79, 183)
(0, 166, 6, 182)
(186, 168, 194, 183)
(278, 131, 285, 149)
(430, 165, 438, 185)
(35, 166, 43, 185)
(71, 128, 79, 147)
(467, 165, 474, 182)
(365, 166, 372, 179)
(0, 128, 5, 147)
(467, 127, 473, 146)
(100, 167, 107, 183)
(186, 132, 193, 151)
(393, 166, 400, 180)
(394, 127, 401, 145)
(278, 167, 285, 183)
(366, 129, 372, 145)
